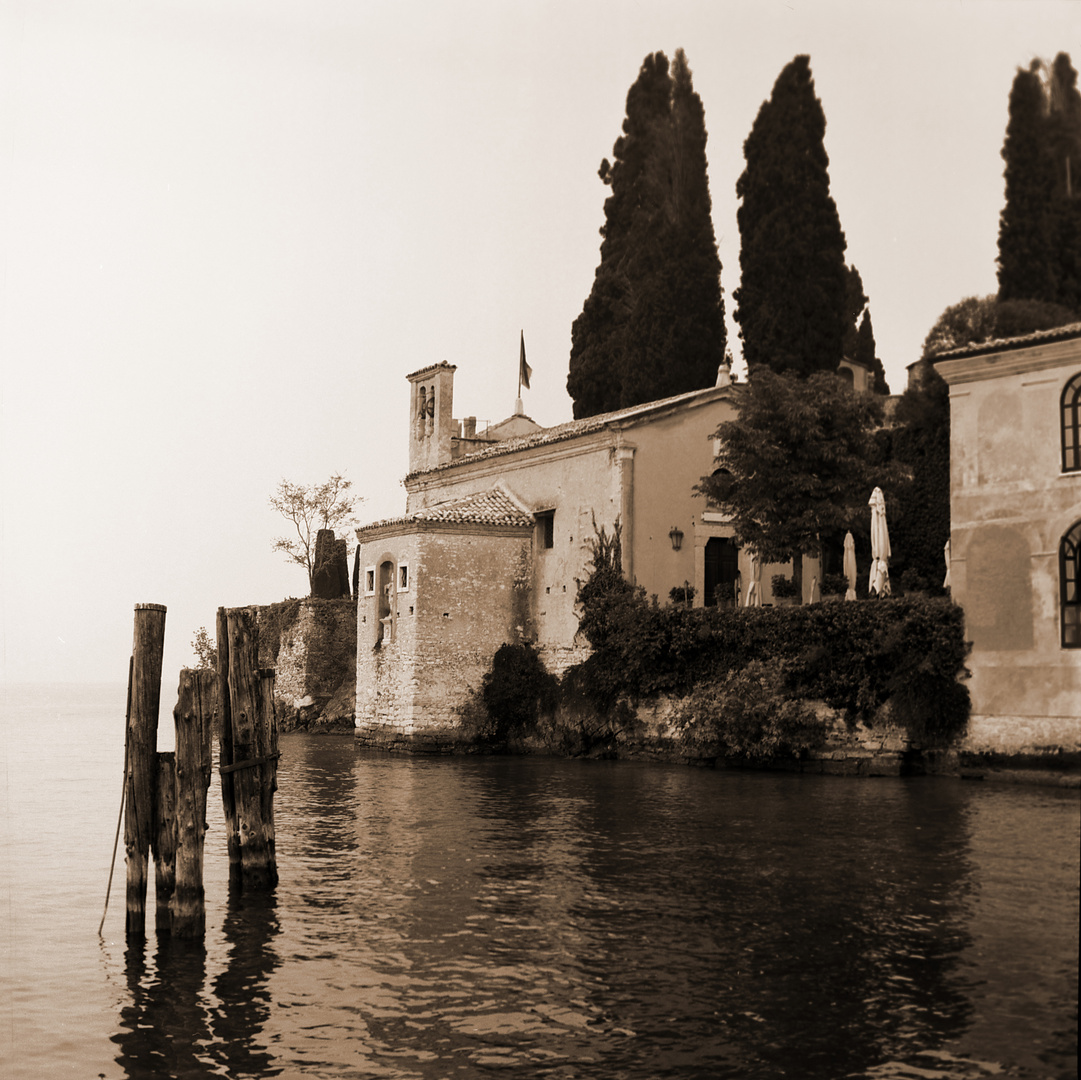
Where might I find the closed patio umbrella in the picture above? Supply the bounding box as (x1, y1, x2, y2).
(868, 487, 891, 597)
(843, 531, 857, 601)
(745, 554, 762, 607)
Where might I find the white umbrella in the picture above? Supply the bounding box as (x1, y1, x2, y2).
(843, 531, 857, 601)
(868, 487, 891, 597)
(943, 538, 951, 590)
(745, 554, 762, 607)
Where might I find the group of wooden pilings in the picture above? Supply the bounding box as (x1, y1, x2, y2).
(123, 603, 279, 940)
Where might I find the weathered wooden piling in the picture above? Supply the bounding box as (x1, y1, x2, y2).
(125, 602, 166, 938)
(215, 606, 240, 878)
(259, 670, 279, 872)
(222, 607, 278, 890)
(171, 668, 215, 938)
(152, 752, 176, 933)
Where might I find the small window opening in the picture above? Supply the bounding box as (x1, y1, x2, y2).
(536, 510, 555, 549)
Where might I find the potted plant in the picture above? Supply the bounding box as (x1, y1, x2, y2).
(821, 572, 849, 600)
(899, 567, 928, 598)
(770, 573, 799, 606)
(669, 582, 696, 608)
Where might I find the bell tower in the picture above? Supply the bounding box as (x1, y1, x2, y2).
(406, 362, 457, 473)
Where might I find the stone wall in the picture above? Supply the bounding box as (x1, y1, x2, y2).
(253, 597, 357, 731)
(355, 527, 533, 742)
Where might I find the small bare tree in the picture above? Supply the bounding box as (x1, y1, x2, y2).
(270, 474, 362, 589)
(191, 627, 217, 671)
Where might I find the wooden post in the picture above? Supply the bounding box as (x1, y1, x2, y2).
(125, 602, 166, 938)
(171, 668, 214, 938)
(225, 607, 277, 890)
(152, 752, 176, 933)
(259, 670, 279, 876)
(216, 606, 240, 882)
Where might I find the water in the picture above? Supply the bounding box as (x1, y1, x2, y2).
(1, 684, 1077, 1079)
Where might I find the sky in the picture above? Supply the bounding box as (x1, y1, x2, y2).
(1, 0, 1078, 686)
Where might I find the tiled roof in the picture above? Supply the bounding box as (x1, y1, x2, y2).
(409, 383, 732, 479)
(357, 488, 535, 535)
(932, 321, 1081, 362)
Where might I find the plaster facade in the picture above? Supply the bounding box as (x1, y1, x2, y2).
(935, 324, 1081, 756)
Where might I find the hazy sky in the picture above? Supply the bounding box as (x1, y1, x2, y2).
(1, 0, 1077, 686)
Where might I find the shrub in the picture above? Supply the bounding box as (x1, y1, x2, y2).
(771, 573, 799, 598)
(480, 643, 559, 745)
(674, 663, 828, 763)
(567, 577, 970, 746)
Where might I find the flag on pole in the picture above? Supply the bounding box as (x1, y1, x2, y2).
(519, 330, 532, 391)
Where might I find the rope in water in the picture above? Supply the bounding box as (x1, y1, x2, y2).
(98, 657, 133, 938)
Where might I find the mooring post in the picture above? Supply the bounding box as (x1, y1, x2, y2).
(215, 606, 240, 881)
(152, 752, 177, 933)
(225, 607, 277, 890)
(171, 668, 214, 938)
(125, 602, 166, 938)
(258, 670, 279, 877)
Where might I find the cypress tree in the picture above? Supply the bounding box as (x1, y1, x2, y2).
(734, 55, 848, 378)
(856, 310, 889, 395)
(1046, 53, 1081, 311)
(841, 265, 868, 361)
(567, 50, 725, 419)
(997, 62, 1056, 303)
(998, 53, 1081, 309)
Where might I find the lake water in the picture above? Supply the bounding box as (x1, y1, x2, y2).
(1, 683, 1077, 1079)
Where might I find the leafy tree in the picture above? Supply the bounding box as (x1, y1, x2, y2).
(270, 474, 361, 590)
(697, 368, 895, 599)
(734, 55, 848, 378)
(921, 293, 1079, 358)
(998, 53, 1081, 310)
(567, 50, 725, 418)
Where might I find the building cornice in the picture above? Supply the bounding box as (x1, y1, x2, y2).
(934, 335, 1081, 386)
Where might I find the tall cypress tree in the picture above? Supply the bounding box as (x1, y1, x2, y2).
(567, 50, 725, 419)
(734, 55, 848, 377)
(856, 311, 889, 395)
(998, 53, 1081, 310)
(841, 265, 868, 362)
(1046, 53, 1081, 311)
(998, 62, 1057, 303)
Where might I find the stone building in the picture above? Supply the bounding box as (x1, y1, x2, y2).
(353, 361, 816, 744)
(934, 323, 1081, 758)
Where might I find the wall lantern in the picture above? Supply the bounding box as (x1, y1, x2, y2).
(669, 526, 684, 551)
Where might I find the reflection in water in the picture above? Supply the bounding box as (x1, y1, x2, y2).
(112, 937, 210, 1079)
(101, 740, 1078, 1080)
(112, 889, 281, 1078)
(210, 890, 281, 1078)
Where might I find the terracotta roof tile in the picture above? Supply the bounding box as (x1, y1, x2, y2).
(357, 488, 535, 535)
(932, 321, 1081, 361)
(408, 383, 733, 479)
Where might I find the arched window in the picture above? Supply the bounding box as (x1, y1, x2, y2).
(1061, 520, 1081, 648)
(706, 468, 731, 514)
(1062, 372, 1081, 472)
